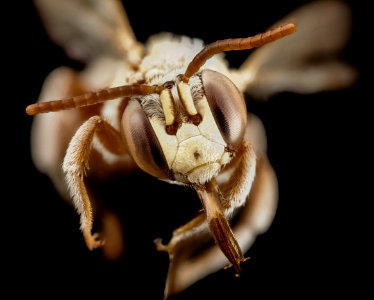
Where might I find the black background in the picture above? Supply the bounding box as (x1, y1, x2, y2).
(3, 1, 368, 298)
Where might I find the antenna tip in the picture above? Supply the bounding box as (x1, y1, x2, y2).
(284, 23, 297, 34)
(26, 104, 37, 115)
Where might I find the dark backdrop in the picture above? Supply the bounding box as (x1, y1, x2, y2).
(3, 1, 367, 298)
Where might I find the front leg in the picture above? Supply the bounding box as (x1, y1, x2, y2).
(197, 143, 256, 273)
(196, 180, 248, 275)
(63, 115, 126, 250)
(156, 142, 256, 298)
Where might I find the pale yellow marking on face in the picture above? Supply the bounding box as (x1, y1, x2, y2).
(195, 96, 226, 144)
(149, 118, 178, 169)
(150, 93, 232, 184)
(172, 135, 225, 174)
(160, 89, 175, 126)
(176, 123, 200, 142)
(177, 81, 197, 115)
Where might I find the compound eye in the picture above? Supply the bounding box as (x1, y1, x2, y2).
(202, 70, 247, 148)
(122, 100, 169, 179)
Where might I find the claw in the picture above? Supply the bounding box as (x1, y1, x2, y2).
(224, 257, 250, 276)
(83, 230, 105, 250)
(154, 238, 170, 252)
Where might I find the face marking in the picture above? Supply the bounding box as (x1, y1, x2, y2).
(149, 86, 233, 184)
(175, 123, 200, 141)
(172, 135, 225, 174)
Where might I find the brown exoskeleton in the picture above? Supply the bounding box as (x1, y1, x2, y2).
(28, 0, 356, 298)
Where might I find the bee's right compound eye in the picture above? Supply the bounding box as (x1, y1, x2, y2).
(122, 100, 169, 180)
(202, 70, 247, 148)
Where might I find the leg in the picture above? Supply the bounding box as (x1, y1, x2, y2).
(63, 116, 126, 250)
(32, 67, 135, 257)
(219, 142, 257, 216)
(163, 155, 278, 299)
(196, 143, 256, 274)
(156, 142, 256, 298)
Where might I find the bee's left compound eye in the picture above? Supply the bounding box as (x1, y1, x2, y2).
(201, 70, 247, 148)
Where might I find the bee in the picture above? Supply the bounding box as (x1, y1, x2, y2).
(27, 0, 355, 298)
